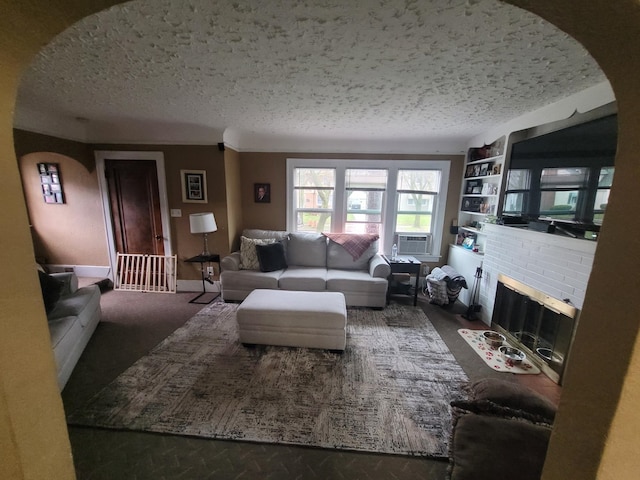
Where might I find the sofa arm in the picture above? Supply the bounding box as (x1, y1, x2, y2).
(50, 272, 78, 296)
(369, 254, 391, 278)
(221, 252, 241, 272)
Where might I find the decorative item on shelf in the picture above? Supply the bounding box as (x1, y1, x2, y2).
(465, 165, 475, 178)
(38, 163, 64, 204)
(479, 163, 489, 176)
(189, 212, 217, 256)
(492, 163, 502, 175)
(462, 197, 482, 212)
(462, 237, 475, 249)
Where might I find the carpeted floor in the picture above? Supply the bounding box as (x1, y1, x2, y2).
(63, 288, 560, 479)
(68, 302, 469, 457)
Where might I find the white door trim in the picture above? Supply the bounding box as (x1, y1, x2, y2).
(94, 150, 172, 281)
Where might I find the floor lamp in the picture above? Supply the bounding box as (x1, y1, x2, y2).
(188, 212, 219, 304)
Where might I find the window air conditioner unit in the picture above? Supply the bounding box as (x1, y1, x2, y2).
(397, 234, 430, 255)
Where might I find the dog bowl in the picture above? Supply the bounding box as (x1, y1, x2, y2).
(536, 348, 564, 365)
(499, 346, 526, 365)
(483, 331, 506, 348)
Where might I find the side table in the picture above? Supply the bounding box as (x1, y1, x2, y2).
(184, 254, 220, 304)
(383, 255, 422, 306)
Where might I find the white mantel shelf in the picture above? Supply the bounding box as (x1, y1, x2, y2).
(482, 223, 597, 255)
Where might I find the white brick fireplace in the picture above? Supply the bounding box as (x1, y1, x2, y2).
(478, 223, 597, 325)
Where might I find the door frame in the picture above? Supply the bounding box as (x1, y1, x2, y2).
(95, 150, 173, 281)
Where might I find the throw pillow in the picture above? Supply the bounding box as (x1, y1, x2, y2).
(38, 270, 64, 314)
(255, 242, 288, 272)
(468, 378, 557, 424)
(447, 409, 551, 480)
(239, 236, 276, 270)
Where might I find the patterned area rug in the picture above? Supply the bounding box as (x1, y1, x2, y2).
(68, 302, 469, 457)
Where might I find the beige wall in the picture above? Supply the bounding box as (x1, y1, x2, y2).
(19, 151, 109, 266)
(223, 147, 243, 251)
(15, 134, 233, 281)
(91, 143, 231, 280)
(237, 151, 464, 268)
(2, 1, 640, 479)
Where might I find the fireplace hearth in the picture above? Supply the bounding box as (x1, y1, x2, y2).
(491, 274, 578, 384)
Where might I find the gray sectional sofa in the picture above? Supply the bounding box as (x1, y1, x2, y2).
(220, 229, 391, 308)
(40, 271, 101, 390)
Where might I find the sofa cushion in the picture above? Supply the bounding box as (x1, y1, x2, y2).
(447, 409, 551, 480)
(38, 270, 64, 314)
(240, 236, 276, 270)
(242, 229, 288, 241)
(256, 242, 288, 272)
(279, 266, 327, 291)
(327, 237, 378, 270)
(287, 233, 327, 267)
(326, 269, 388, 294)
(48, 316, 77, 349)
(48, 285, 101, 326)
(221, 269, 283, 291)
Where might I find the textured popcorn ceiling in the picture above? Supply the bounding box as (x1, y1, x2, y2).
(16, 0, 606, 152)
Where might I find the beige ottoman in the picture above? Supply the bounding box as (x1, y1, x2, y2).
(236, 290, 347, 351)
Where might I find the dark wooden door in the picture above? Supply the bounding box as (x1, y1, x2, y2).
(105, 159, 165, 255)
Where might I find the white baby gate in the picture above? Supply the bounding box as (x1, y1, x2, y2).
(114, 253, 177, 293)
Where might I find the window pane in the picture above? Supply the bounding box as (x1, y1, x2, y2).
(345, 169, 387, 189)
(503, 192, 525, 214)
(397, 193, 434, 213)
(507, 169, 531, 190)
(395, 213, 432, 232)
(397, 170, 440, 192)
(345, 222, 381, 235)
(540, 167, 588, 189)
(296, 212, 332, 233)
(294, 168, 335, 187)
(346, 190, 384, 213)
(295, 188, 334, 209)
(598, 167, 615, 187)
(540, 190, 579, 218)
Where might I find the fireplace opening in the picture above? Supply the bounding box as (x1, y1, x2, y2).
(491, 274, 578, 384)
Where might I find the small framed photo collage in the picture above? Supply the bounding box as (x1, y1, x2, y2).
(38, 163, 64, 204)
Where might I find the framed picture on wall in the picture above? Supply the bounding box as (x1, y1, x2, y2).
(37, 162, 64, 204)
(254, 183, 271, 203)
(181, 169, 208, 203)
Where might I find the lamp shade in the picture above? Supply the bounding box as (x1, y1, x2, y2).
(189, 212, 217, 234)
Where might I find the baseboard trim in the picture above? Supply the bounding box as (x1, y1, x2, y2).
(45, 264, 111, 279)
(177, 279, 220, 293)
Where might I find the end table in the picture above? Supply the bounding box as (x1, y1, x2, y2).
(383, 255, 422, 306)
(184, 254, 220, 304)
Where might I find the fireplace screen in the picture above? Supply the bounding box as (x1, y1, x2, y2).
(491, 274, 578, 384)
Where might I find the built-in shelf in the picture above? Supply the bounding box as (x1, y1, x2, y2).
(466, 154, 503, 165)
(450, 243, 484, 256)
(456, 137, 506, 255)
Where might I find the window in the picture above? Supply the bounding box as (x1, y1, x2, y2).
(344, 169, 387, 234)
(395, 170, 440, 233)
(287, 159, 451, 260)
(292, 168, 335, 233)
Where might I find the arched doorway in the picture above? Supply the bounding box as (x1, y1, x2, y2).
(2, 2, 639, 479)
